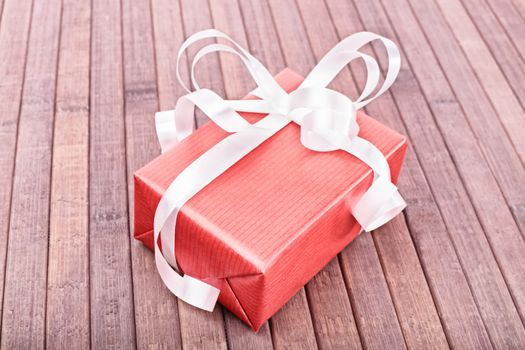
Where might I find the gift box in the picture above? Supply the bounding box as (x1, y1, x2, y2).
(134, 68, 407, 331)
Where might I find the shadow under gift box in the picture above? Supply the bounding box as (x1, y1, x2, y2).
(134, 68, 407, 331)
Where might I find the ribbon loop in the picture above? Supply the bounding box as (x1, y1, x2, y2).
(152, 29, 406, 313)
(177, 29, 287, 102)
(156, 88, 255, 153)
(301, 31, 400, 109)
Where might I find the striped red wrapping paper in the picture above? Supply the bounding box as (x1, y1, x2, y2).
(134, 68, 407, 331)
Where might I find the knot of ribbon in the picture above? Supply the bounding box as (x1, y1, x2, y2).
(152, 29, 406, 312)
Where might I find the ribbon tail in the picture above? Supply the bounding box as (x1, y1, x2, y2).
(337, 136, 406, 232)
(154, 229, 220, 311)
(352, 178, 406, 232)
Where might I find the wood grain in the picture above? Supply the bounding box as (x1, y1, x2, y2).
(177, 0, 229, 348)
(437, 0, 525, 168)
(512, 0, 525, 20)
(296, 2, 449, 348)
(305, 259, 362, 350)
(90, 0, 136, 348)
(432, 0, 525, 237)
(0, 1, 4, 24)
(485, 0, 525, 64)
(356, 0, 525, 347)
(274, 0, 407, 348)
(208, 1, 275, 347)
(180, 0, 226, 128)
(263, 0, 368, 348)
(0, 0, 60, 347)
(405, 0, 525, 323)
(325, 2, 493, 348)
(1, 0, 525, 347)
(458, 0, 525, 112)
(0, 0, 33, 329)
(338, 238, 404, 350)
(122, 0, 182, 348)
(387, 0, 525, 337)
(46, 0, 90, 348)
(270, 289, 318, 350)
(209, 0, 256, 98)
(224, 308, 273, 350)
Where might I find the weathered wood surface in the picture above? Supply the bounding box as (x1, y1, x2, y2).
(90, 0, 136, 348)
(1, 0, 60, 348)
(0, 0, 524, 348)
(47, 0, 90, 348)
(0, 0, 33, 343)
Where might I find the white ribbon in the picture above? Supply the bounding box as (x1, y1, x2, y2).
(152, 29, 406, 312)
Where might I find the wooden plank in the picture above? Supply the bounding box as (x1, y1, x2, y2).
(46, 0, 90, 348)
(0, 0, 33, 329)
(391, 0, 525, 332)
(267, 0, 406, 348)
(265, 0, 313, 78)
(431, 0, 525, 237)
(209, 0, 255, 98)
(90, 0, 136, 348)
(292, 15, 404, 350)
(296, 1, 449, 349)
(223, 308, 273, 350)
(0, 0, 60, 347)
(439, 0, 525, 166)
(513, 0, 525, 20)
(270, 289, 318, 349)
(121, 0, 182, 348)
(278, 0, 405, 348)
(180, 0, 226, 128)
(211, 2, 315, 348)
(208, 2, 274, 348)
(235, 0, 362, 347)
(263, 2, 362, 345)
(176, 0, 229, 348)
(0, 0, 5, 24)
(485, 0, 525, 63)
(458, 0, 525, 115)
(372, 217, 450, 349)
(325, 2, 493, 348)
(151, 0, 193, 119)
(237, 0, 284, 76)
(338, 238, 404, 350)
(304, 259, 363, 349)
(354, 0, 525, 347)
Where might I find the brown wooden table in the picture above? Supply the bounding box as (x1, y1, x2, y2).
(1, 0, 524, 348)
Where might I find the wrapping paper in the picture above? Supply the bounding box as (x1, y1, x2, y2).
(134, 68, 407, 331)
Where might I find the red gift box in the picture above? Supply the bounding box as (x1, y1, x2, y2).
(134, 68, 407, 331)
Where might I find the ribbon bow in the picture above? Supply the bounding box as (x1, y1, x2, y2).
(152, 29, 406, 312)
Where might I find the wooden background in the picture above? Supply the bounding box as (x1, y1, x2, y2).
(1, 0, 525, 348)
